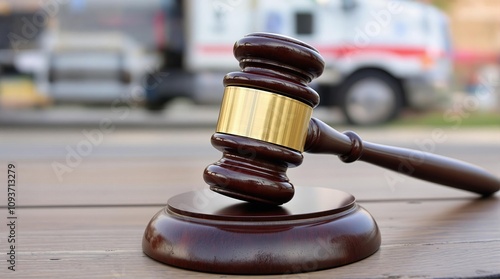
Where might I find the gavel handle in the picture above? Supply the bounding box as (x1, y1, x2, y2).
(305, 118, 500, 196)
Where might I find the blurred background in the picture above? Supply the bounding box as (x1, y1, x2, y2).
(0, 0, 498, 126)
(0, 2, 497, 275)
(0, 0, 498, 216)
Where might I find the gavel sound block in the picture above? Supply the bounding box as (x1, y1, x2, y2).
(142, 33, 500, 275)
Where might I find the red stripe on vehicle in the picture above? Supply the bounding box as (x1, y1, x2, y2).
(197, 45, 234, 54)
(316, 45, 428, 58)
(197, 44, 442, 58)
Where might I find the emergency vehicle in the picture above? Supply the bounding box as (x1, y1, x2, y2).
(147, 0, 452, 125)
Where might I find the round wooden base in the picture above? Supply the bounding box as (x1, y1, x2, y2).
(142, 187, 381, 275)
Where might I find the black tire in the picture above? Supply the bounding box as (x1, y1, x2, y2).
(144, 98, 171, 112)
(339, 70, 402, 126)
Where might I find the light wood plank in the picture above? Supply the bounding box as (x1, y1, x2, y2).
(1, 127, 499, 206)
(2, 198, 499, 278)
(2, 127, 499, 277)
(6, 238, 500, 278)
(4, 154, 498, 207)
(7, 198, 499, 250)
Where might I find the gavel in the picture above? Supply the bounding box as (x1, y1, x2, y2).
(143, 33, 500, 274)
(203, 32, 500, 205)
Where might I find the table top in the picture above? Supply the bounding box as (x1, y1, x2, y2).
(1, 126, 499, 278)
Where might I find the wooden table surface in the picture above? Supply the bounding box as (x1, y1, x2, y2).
(1, 126, 499, 278)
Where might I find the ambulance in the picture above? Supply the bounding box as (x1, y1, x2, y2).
(148, 0, 452, 125)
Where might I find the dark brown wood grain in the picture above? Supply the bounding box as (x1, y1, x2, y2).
(204, 133, 302, 205)
(305, 118, 500, 196)
(204, 32, 325, 205)
(142, 187, 380, 274)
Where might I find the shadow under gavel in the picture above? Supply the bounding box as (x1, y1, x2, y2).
(204, 32, 500, 206)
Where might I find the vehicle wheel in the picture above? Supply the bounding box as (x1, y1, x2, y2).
(340, 70, 402, 126)
(145, 98, 171, 112)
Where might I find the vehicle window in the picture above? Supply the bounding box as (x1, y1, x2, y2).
(295, 12, 313, 35)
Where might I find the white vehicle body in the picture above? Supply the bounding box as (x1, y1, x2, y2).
(34, 32, 156, 104)
(175, 0, 452, 124)
(12, 0, 161, 105)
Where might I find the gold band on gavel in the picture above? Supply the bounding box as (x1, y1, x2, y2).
(216, 86, 312, 152)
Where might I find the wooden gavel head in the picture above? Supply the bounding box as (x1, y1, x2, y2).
(203, 33, 325, 205)
(204, 33, 500, 206)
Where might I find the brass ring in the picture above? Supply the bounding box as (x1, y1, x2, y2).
(216, 86, 312, 152)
